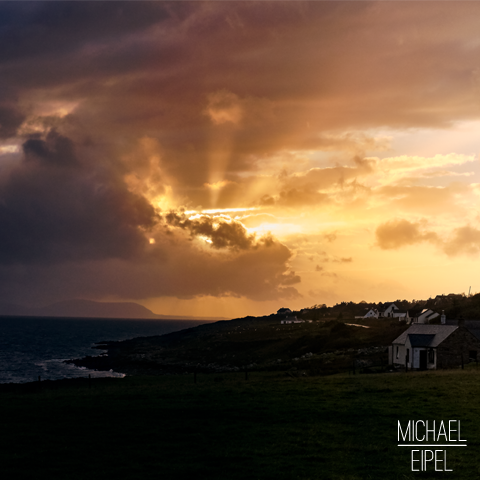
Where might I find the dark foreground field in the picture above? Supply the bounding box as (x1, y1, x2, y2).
(1, 369, 480, 480)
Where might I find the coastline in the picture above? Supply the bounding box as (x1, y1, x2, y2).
(0, 316, 217, 384)
(63, 316, 395, 378)
(64, 338, 244, 376)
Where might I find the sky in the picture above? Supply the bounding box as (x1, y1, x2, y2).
(1, 1, 480, 318)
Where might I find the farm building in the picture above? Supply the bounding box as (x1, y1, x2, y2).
(390, 322, 480, 370)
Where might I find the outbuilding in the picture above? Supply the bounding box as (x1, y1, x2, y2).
(390, 323, 480, 370)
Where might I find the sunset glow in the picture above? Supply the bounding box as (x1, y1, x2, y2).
(1, 1, 480, 317)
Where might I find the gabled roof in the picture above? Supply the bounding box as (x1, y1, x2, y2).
(385, 303, 398, 309)
(392, 324, 458, 347)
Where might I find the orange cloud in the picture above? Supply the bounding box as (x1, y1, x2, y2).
(375, 219, 480, 258)
(375, 219, 439, 250)
(334, 257, 352, 263)
(443, 226, 480, 257)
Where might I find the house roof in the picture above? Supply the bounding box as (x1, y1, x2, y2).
(408, 307, 423, 317)
(408, 334, 435, 347)
(386, 303, 398, 309)
(392, 324, 458, 347)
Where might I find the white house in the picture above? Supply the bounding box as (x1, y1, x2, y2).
(390, 323, 480, 370)
(411, 309, 440, 324)
(390, 324, 458, 370)
(392, 310, 409, 320)
(380, 303, 399, 318)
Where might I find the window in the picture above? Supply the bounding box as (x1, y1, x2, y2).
(396, 346, 399, 359)
(428, 349, 435, 364)
(406, 349, 409, 363)
(469, 350, 477, 362)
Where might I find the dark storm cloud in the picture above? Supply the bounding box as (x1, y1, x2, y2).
(0, 2, 178, 64)
(0, 127, 300, 301)
(23, 130, 79, 168)
(0, 130, 157, 265)
(0, 104, 25, 139)
(165, 212, 260, 250)
(0, 235, 301, 305)
(0, 81, 25, 139)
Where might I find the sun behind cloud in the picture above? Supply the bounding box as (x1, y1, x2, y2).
(0, 1, 480, 316)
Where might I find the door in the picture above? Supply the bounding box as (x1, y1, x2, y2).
(419, 350, 427, 370)
(413, 348, 419, 368)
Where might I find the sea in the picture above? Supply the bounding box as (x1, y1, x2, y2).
(0, 316, 213, 384)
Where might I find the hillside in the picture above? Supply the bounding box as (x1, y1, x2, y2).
(68, 315, 409, 376)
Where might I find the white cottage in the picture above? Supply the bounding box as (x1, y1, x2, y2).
(392, 310, 409, 320)
(412, 309, 440, 324)
(380, 303, 399, 318)
(390, 323, 480, 370)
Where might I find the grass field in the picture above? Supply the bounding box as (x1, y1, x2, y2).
(1, 368, 480, 479)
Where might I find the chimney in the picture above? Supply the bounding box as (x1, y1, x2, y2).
(441, 310, 446, 324)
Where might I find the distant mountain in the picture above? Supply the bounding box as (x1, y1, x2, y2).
(0, 299, 228, 321)
(37, 299, 161, 319)
(0, 302, 36, 317)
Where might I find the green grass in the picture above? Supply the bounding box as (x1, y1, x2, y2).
(1, 369, 480, 479)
